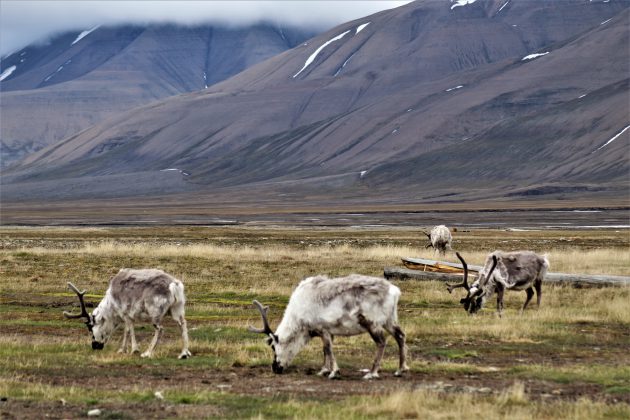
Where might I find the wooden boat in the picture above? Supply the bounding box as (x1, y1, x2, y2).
(402, 257, 481, 274)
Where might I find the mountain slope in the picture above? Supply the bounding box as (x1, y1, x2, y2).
(0, 23, 316, 166)
(2, 0, 628, 204)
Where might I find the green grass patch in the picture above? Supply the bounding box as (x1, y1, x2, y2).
(509, 364, 630, 387)
(426, 348, 480, 360)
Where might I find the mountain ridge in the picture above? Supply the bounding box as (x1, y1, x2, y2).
(0, 23, 316, 167)
(2, 0, 628, 207)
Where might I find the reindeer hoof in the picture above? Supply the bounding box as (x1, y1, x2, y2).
(141, 352, 153, 358)
(328, 370, 340, 380)
(117, 348, 125, 354)
(317, 368, 331, 377)
(394, 366, 409, 377)
(178, 350, 192, 359)
(362, 372, 379, 380)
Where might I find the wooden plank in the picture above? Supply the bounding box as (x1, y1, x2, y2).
(384, 266, 630, 287)
(402, 257, 482, 272)
(384, 267, 472, 283)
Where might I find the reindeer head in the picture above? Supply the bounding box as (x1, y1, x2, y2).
(249, 300, 307, 374)
(446, 253, 497, 314)
(89, 305, 117, 349)
(423, 231, 433, 249)
(63, 282, 115, 350)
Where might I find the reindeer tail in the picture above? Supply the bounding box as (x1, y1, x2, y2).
(540, 254, 550, 280)
(170, 280, 186, 305)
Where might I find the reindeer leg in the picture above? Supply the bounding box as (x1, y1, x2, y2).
(170, 303, 191, 359)
(128, 320, 139, 354)
(327, 335, 339, 379)
(175, 315, 191, 359)
(496, 284, 505, 318)
(521, 288, 535, 312)
(521, 288, 535, 313)
(318, 332, 339, 379)
(141, 323, 163, 358)
(386, 324, 409, 377)
(316, 332, 331, 376)
(535, 279, 542, 308)
(118, 323, 129, 353)
(358, 315, 386, 380)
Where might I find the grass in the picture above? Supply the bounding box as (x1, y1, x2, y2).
(0, 226, 628, 418)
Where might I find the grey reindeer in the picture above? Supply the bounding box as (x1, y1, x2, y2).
(447, 251, 549, 316)
(423, 225, 453, 256)
(63, 268, 191, 359)
(249, 274, 409, 379)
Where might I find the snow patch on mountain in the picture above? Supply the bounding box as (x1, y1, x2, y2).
(71, 26, 100, 46)
(451, 0, 477, 10)
(43, 63, 68, 82)
(522, 52, 549, 61)
(356, 22, 370, 34)
(160, 168, 190, 176)
(334, 52, 357, 77)
(0, 65, 17, 81)
(596, 125, 630, 151)
(293, 30, 351, 78)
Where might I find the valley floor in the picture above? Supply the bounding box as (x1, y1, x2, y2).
(0, 226, 628, 419)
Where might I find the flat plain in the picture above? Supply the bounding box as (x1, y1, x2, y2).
(0, 226, 628, 419)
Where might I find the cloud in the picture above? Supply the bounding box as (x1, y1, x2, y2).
(0, 1, 412, 56)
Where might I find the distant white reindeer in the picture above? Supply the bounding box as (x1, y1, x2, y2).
(447, 251, 549, 316)
(249, 274, 408, 379)
(423, 225, 452, 256)
(63, 268, 191, 359)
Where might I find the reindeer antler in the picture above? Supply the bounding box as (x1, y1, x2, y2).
(248, 300, 273, 334)
(446, 252, 470, 293)
(63, 282, 93, 330)
(483, 254, 499, 285)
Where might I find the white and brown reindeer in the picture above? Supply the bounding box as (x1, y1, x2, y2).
(447, 251, 549, 316)
(249, 274, 409, 379)
(63, 268, 191, 359)
(423, 225, 453, 256)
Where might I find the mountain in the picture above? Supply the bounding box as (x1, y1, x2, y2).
(0, 23, 317, 166)
(2, 0, 629, 207)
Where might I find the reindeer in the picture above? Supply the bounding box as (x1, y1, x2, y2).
(249, 274, 409, 380)
(446, 251, 549, 316)
(63, 268, 191, 359)
(423, 225, 452, 256)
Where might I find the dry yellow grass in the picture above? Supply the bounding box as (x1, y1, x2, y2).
(351, 385, 626, 420)
(13, 241, 629, 274)
(1, 227, 628, 418)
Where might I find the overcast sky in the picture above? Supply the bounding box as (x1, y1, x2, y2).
(1, 1, 412, 56)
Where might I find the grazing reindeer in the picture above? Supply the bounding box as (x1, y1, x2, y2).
(63, 268, 191, 359)
(249, 274, 409, 379)
(447, 251, 549, 316)
(423, 225, 452, 256)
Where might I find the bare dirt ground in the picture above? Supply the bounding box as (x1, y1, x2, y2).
(2, 361, 627, 419)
